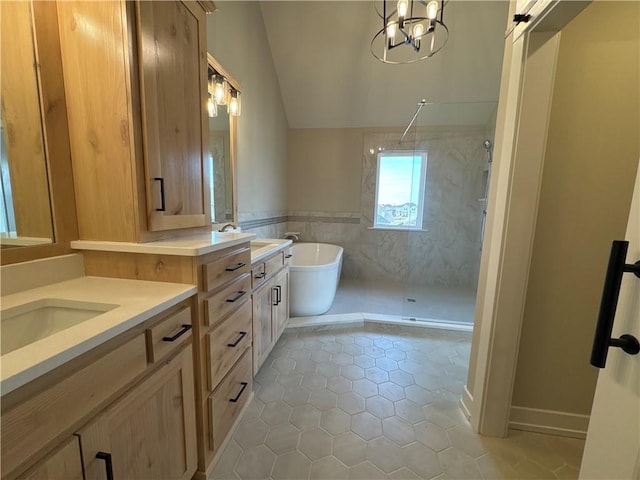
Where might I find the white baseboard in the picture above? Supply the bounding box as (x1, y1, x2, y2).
(460, 386, 473, 420)
(509, 405, 589, 439)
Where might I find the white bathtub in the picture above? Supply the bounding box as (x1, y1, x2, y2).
(289, 243, 343, 317)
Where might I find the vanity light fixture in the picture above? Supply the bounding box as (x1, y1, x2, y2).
(228, 90, 241, 117)
(370, 0, 449, 64)
(212, 73, 229, 105)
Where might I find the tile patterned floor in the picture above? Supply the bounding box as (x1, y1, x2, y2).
(212, 325, 584, 480)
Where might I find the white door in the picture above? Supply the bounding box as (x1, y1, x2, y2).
(580, 160, 640, 479)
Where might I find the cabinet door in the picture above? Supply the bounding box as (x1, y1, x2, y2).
(273, 268, 289, 340)
(78, 346, 197, 480)
(19, 437, 83, 480)
(137, 1, 210, 231)
(252, 281, 274, 375)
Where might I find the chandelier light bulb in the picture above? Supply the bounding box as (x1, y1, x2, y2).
(386, 22, 397, 39)
(397, 0, 408, 19)
(413, 23, 425, 38)
(426, 0, 438, 20)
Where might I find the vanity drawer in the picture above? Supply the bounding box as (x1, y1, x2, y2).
(208, 348, 252, 453)
(207, 301, 252, 390)
(146, 306, 192, 363)
(203, 248, 250, 293)
(251, 262, 267, 289)
(204, 274, 251, 327)
(1, 335, 147, 478)
(264, 252, 284, 277)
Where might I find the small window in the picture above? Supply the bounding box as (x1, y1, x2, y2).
(373, 151, 427, 230)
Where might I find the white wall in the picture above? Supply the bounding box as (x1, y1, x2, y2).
(206, 2, 289, 223)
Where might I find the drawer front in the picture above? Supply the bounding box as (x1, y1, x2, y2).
(283, 248, 293, 265)
(203, 248, 250, 292)
(251, 262, 267, 290)
(205, 274, 251, 327)
(146, 306, 192, 363)
(207, 301, 252, 390)
(264, 252, 284, 277)
(1, 335, 147, 478)
(209, 348, 252, 453)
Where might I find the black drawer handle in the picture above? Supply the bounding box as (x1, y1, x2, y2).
(225, 262, 246, 272)
(229, 381, 248, 403)
(272, 286, 279, 306)
(162, 324, 192, 342)
(226, 290, 246, 303)
(275, 285, 282, 304)
(285, 254, 292, 259)
(96, 452, 114, 480)
(154, 177, 165, 212)
(254, 272, 266, 279)
(227, 331, 247, 348)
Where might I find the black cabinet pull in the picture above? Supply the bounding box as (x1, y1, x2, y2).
(229, 382, 248, 403)
(513, 13, 531, 23)
(162, 324, 192, 342)
(590, 240, 640, 368)
(285, 254, 293, 259)
(96, 452, 114, 480)
(227, 331, 247, 348)
(225, 262, 246, 272)
(154, 177, 165, 212)
(254, 272, 266, 279)
(226, 290, 246, 303)
(272, 287, 279, 306)
(275, 285, 282, 304)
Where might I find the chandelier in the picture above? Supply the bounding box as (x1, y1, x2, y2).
(370, 0, 449, 64)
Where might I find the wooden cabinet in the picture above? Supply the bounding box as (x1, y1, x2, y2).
(251, 251, 289, 375)
(1, 299, 197, 480)
(56, 1, 212, 242)
(78, 345, 197, 480)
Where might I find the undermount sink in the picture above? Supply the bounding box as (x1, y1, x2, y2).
(250, 241, 279, 252)
(1, 298, 118, 355)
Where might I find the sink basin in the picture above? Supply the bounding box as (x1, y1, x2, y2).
(250, 241, 278, 252)
(1, 299, 118, 355)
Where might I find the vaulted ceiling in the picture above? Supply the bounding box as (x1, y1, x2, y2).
(260, 1, 509, 129)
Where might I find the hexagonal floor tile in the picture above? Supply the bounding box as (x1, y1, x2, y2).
(343, 343, 365, 356)
(299, 427, 333, 460)
(323, 341, 344, 354)
(341, 364, 365, 381)
(283, 386, 311, 407)
(234, 445, 276, 480)
(446, 425, 487, 459)
(277, 372, 304, 389)
(365, 367, 390, 384)
(302, 372, 328, 391)
(378, 381, 406, 402)
(255, 382, 286, 403)
(348, 461, 386, 479)
(397, 360, 423, 375)
(382, 416, 416, 446)
(414, 421, 450, 453)
(290, 404, 321, 430)
(438, 446, 483, 479)
(375, 357, 399, 372)
(332, 352, 355, 366)
(389, 370, 414, 387)
(260, 401, 292, 426)
(320, 407, 351, 435)
(317, 361, 342, 378)
(310, 456, 350, 480)
(272, 451, 311, 480)
(265, 424, 301, 454)
(310, 349, 332, 364)
(327, 376, 352, 394)
(354, 336, 374, 347)
(363, 345, 386, 358)
(386, 347, 408, 360)
(366, 436, 404, 473)
(309, 389, 338, 411)
(353, 378, 378, 398)
(288, 347, 312, 362)
(351, 411, 383, 440)
(332, 432, 367, 466)
(294, 358, 318, 375)
(233, 417, 269, 449)
(354, 354, 376, 369)
(395, 399, 426, 424)
(271, 356, 296, 375)
(400, 442, 442, 479)
(338, 392, 365, 415)
(365, 395, 395, 419)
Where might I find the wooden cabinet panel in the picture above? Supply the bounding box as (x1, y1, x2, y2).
(252, 281, 274, 375)
(251, 262, 267, 290)
(208, 349, 252, 453)
(18, 437, 83, 480)
(202, 247, 250, 292)
(146, 306, 193, 363)
(1, 335, 147, 478)
(273, 269, 289, 339)
(78, 345, 197, 480)
(204, 274, 251, 327)
(207, 301, 252, 390)
(264, 252, 284, 277)
(137, 1, 210, 231)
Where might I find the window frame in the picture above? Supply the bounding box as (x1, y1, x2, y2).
(372, 150, 428, 231)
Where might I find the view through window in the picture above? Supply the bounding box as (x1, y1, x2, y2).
(374, 151, 427, 229)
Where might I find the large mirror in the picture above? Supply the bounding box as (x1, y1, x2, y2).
(0, 1, 54, 248)
(207, 54, 238, 227)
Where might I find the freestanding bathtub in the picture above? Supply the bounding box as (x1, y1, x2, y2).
(289, 243, 343, 317)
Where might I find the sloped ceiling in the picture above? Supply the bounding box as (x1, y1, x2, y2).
(260, 1, 509, 128)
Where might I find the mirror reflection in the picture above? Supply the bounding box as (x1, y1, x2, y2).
(0, 2, 53, 248)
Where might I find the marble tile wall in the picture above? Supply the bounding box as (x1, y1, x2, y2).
(286, 128, 488, 289)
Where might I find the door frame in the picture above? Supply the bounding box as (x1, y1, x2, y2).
(463, 0, 591, 437)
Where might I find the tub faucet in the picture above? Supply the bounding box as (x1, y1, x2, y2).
(284, 232, 300, 242)
(218, 223, 237, 232)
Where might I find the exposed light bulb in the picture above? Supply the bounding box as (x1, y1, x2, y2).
(369, 148, 375, 155)
(213, 75, 228, 105)
(207, 97, 217, 117)
(228, 91, 241, 116)
(413, 23, 425, 38)
(426, 0, 438, 20)
(386, 22, 397, 39)
(397, 0, 409, 19)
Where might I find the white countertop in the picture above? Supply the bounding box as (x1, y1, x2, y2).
(71, 232, 256, 256)
(1, 276, 197, 396)
(251, 238, 292, 264)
